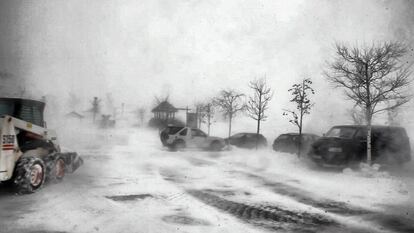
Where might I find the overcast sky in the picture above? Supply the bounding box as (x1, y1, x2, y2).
(1, 0, 414, 135)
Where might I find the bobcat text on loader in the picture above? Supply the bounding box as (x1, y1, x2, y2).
(0, 98, 83, 194)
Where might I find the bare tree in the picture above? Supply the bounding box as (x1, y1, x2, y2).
(246, 78, 273, 148)
(214, 90, 245, 138)
(195, 102, 205, 129)
(196, 101, 215, 135)
(386, 101, 401, 126)
(204, 103, 214, 136)
(326, 42, 412, 165)
(283, 78, 315, 156)
(348, 105, 366, 125)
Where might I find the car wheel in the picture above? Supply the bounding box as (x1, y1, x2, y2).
(210, 141, 222, 151)
(173, 140, 186, 151)
(346, 153, 359, 168)
(160, 131, 169, 146)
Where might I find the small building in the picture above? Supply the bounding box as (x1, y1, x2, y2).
(151, 101, 178, 120)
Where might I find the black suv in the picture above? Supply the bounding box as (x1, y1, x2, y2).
(226, 133, 268, 149)
(308, 125, 412, 167)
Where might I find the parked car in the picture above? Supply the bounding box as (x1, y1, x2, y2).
(160, 126, 226, 151)
(226, 133, 268, 149)
(272, 133, 319, 154)
(308, 125, 412, 167)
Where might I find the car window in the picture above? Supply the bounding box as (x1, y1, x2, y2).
(372, 130, 384, 140)
(247, 134, 262, 140)
(168, 126, 184, 135)
(191, 129, 207, 137)
(179, 128, 188, 136)
(277, 135, 289, 140)
(354, 129, 367, 139)
(231, 133, 245, 139)
(326, 127, 357, 139)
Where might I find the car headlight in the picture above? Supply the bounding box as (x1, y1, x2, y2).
(328, 147, 342, 152)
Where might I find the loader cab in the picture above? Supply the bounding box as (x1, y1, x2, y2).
(0, 98, 45, 127)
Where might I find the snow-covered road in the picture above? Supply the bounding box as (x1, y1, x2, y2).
(1, 127, 414, 233)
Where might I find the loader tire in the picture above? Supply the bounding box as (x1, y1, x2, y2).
(48, 157, 66, 182)
(13, 157, 46, 194)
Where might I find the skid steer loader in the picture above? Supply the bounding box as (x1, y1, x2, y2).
(0, 98, 83, 193)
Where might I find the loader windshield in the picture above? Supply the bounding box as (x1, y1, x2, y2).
(0, 100, 15, 117)
(0, 98, 45, 127)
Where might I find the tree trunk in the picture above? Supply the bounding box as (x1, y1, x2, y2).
(298, 82, 305, 158)
(366, 114, 372, 165)
(367, 125, 372, 165)
(365, 64, 372, 165)
(256, 118, 261, 150)
(298, 105, 304, 158)
(298, 121, 302, 157)
(207, 115, 211, 136)
(196, 107, 201, 129)
(206, 105, 210, 135)
(228, 113, 232, 139)
(256, 93, 263, 150)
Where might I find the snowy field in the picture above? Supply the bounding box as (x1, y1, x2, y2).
(1, 125, 414, 233)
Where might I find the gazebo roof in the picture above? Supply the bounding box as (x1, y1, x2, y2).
(65, 111, 85, 119)
(151, 101, 178, 113)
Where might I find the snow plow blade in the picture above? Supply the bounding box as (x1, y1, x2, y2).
(60, 152, 84, 173)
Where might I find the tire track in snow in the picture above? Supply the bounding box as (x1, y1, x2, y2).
(186, 189, 364, 233)
(232, 170, 371, 216)
(158, 167, 345, 232)
(233, 170, 414, 233)
(161, 155, 414, 233)
(178, 155, 371, 215)
(179, 153, 371, 216)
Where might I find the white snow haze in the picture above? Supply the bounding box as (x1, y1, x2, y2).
(1, 1, 414, 233)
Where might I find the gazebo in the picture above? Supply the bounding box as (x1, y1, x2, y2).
(65, 111, 85, 121)
(151, 101, 178, 120)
